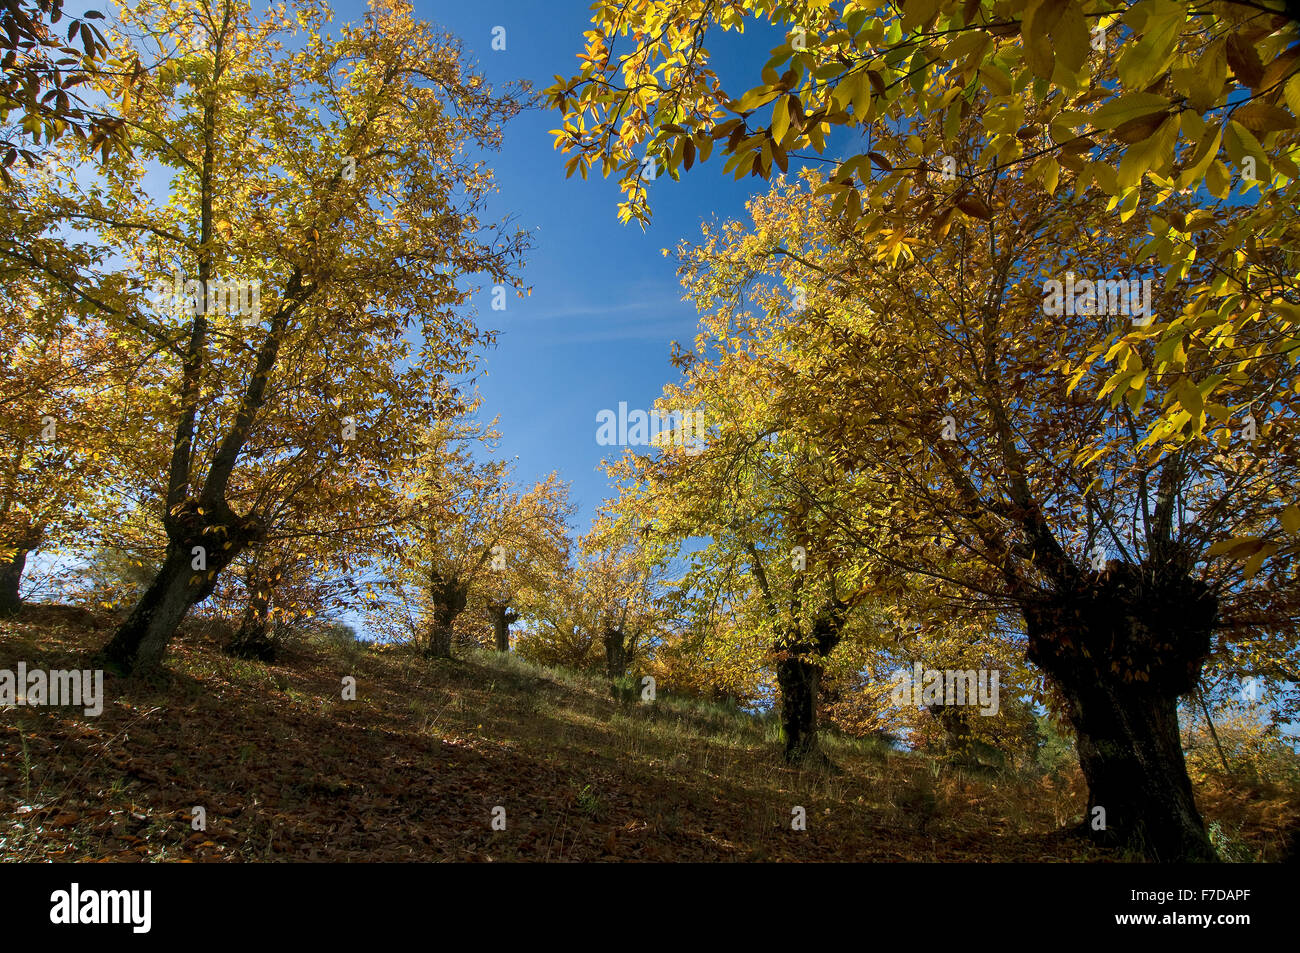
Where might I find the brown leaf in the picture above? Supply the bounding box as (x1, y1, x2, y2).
(1226, 33, 1265, 90)
(1233, 102, 1296, 133)
(1111, 112, 1167, 144)
(930, 205, 956, 240)
(1259, 45, 1300, 96)
(954, 193, 993, 219)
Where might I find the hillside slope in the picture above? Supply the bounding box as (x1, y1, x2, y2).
(1, 606, 1293, 862)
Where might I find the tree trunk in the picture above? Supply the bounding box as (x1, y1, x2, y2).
(0, 521, 43, 617)
(776, 652, 821, 762)
(1062, 681, 1211, 860)
(100, 501, 263, 673)
(226, 589, 274, 662)
(1025, 562, 1218, 861)
(425, 620, 454, 658)
(927, 702, 977, 757)
(603, 625, 628, 680)
(0, 543, 31, 616)
(423, 571, 467, 659)
(102, 548, 207, 672)
(487, 602, 518, 652)
(775, 609, 843, 764)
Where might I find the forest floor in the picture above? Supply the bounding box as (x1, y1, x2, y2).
(1, 604, 1296, 862)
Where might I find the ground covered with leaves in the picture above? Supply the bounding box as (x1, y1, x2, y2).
(1, 606, 1295, 862)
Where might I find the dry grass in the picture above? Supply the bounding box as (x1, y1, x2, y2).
(1, 605, 1293, 861)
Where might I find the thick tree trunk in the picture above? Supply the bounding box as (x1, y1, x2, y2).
(423, 571, 466, 659)
(1063, 682, 1210, 860)
(0, 544, 31, 616)
(1025, 562, 1218, 861)
(425, 621, 454, 658)
(602, 625, 628, 680)
(0, 521, 42, 617)
(775, 610, 843, 764)
(776, 652, 821, 763)
(100, 501, 263, 673)
(487, 602, 518, 652)
(226, 591, 274, 662)
(101, 549, 208, 672)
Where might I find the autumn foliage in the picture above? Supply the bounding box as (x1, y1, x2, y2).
(1, 0, 1298, 866)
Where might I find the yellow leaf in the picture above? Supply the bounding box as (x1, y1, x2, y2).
(978, 63, 1011, 98)
(943, 31, 989, 61)
(1176, 122, 1222, 191)
(1205, 158, 1230, 199)
(771, 95, 790, 144)
(1244, 546, 1271, 579)
(1052, 0, 1090, 76)
(1174, 375, 1203, 422)
(1187, 38, 1227, 112)
(1089, 92, 1170, 132)
(1021, 0, 1061, 81)
(901, 0, 941, 33)
(1117, 113, 1179, 189)
(1117, 0, 1186, 91)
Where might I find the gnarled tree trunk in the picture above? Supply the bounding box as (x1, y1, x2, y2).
(426, 620, 454, 658)
(424, 569, 467, 659)
(101, 501, 263, 673)
(1025, 562, 1218, 861)
(776, 651, 821, 762)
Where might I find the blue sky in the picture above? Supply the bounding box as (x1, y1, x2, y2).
(323, 0, 789, 532)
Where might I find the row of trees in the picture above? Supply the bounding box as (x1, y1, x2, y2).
(1, 0, 667, 683)
(0, 0, 563, 662)
(549, 0, 1300, 861)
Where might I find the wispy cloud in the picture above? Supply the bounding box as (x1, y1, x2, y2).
(556, 318, 695, 344)
(516, 293, 688, 323)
